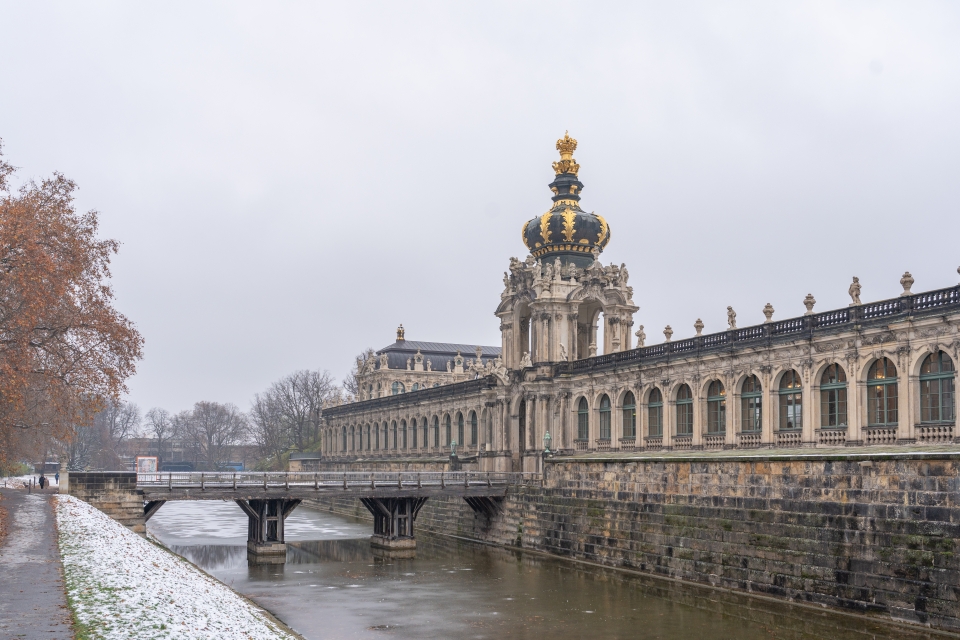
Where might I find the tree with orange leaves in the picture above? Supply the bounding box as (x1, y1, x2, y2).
(0, 140, 143, 464)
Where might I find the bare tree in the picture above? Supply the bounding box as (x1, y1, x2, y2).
(63, 422, 98, 471)
(249, 392, 287, 468)
(342, 348, 375, 400)
(145, 407, 175, 464)
(97, 400, 141, 447)
(180, 401, 247, 471)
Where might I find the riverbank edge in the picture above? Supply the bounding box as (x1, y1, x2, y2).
(301, 500, 960, 639)
(144, 532, 306, 640)
(147, 532, 304, 640)
(54, 495, 305, 640)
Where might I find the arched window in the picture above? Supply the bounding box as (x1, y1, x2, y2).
(577, 398, 589, 440)
(457, 412, 465, 446)
(778, 370, 802, 431)
(469, 411, 478, 445)
(648, 389, 663, 437)
(350, 426, 356, 451)
(676, 385, 693, 435)
(373, 422, 379, 449)
(445, 415, 452, 446)
(707, 381, 726, 434)
(432, 416, 440, 448)
(412, 383, 420, 392)
(391, 421, 398, 449)
(358, 425, 363, 451)
(342, 427, 347, 452)
(820, 364, 847, 428)
(599, 395, 612, 440)
(741, 375, 762, 432)
(622, 392, 636, 439)
(867, 358, 898, 426)
(411, 419, 418, 448)
(400, 420, 407, 449)
(366, 425, 371, 450)
(422, 418, 428, 449)
(920, 351, 954, 424)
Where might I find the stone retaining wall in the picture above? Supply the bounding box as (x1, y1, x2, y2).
(308, 454, 960, 631)
(63, 472, 146, 534)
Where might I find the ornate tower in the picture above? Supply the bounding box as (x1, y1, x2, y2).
(497, 134, 638, 369)
(520, 132, 611, 268)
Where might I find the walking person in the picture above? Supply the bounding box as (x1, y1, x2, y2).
(55, 471, 60, 485)
(38, 475, 46, 490)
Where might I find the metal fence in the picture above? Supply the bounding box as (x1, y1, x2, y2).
(137, 471, 539, 490)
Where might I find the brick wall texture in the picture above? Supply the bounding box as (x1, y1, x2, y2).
(308, 455, 960, 631)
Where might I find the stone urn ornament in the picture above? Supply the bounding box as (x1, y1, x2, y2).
(762, 303, 774, 323)
(900, 271, 914, 296)
(663, 325, 673, 342)
(694, 318, 704, 336)
(803, 294, 816, 315)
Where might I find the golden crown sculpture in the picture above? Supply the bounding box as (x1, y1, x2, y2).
(552, 131, 580, 175)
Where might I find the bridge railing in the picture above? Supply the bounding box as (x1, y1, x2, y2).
(136, 471, 539, 490)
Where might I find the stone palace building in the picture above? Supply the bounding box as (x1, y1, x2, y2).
(323, 134, 959, 472)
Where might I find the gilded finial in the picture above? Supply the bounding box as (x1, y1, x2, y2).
(396, 324, 405, 341)
(553, 131, 580, 175)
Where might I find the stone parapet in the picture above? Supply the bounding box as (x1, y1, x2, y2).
(65, 472, 146, 535)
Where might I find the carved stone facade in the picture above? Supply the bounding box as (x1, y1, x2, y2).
(323, 135, 960, 472)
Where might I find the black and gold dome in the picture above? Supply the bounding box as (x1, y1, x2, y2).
(521, 133, 610, 267)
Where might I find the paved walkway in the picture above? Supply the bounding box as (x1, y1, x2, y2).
(0, 487, 74, 639)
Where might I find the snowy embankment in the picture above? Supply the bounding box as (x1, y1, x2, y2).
(55, 495, 299, 639)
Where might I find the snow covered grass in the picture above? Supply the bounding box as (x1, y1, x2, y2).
(55, 495, 299, 639)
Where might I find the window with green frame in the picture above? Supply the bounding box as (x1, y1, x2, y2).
(599, 395, 612, 440)
(676, 384, 693, 435)
(622, 392, 637, 438)
(391, 421, 397, 449)
(741, 375, 762, 432)
(707, 381, 725, 434)
(457, 412, 465, 446)
(577, 397, 589, 440)
(647, 388, 663, 437)
(920, 351, 955, 424)
(445, 415, 452, 445)
(411, 420, 418, 448)
(820, 364, 847, 428)
(432, 416, 439, 447)
(867, 358, 898, 426)
(470, 411, 478, 444)
(778, 370, 802, 430)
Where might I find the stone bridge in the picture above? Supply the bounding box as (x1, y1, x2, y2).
(66, 471, 532, 562)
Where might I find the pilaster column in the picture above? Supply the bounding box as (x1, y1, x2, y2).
(761, 369, 775, 446)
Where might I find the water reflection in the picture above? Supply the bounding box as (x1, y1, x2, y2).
(149, 503, 947, 640)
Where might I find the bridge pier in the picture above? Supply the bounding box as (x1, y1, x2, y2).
(235, 498, 301, 563)
(360, 497, 427, 558)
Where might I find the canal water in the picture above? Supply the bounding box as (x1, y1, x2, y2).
(148, 502, 949, 640)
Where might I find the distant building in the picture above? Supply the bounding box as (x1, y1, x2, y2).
(356, 324, 501, 400)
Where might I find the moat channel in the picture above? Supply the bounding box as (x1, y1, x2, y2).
(148, 502, 950, 640)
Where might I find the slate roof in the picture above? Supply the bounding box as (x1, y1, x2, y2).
(375, 340, 501, 371)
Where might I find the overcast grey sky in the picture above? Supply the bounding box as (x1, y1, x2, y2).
(2, 2, 959, 414)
